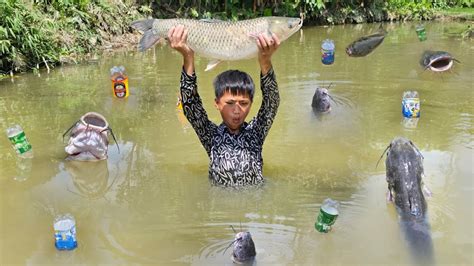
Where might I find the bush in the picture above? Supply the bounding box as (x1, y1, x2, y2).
(0, 0, 140, 74)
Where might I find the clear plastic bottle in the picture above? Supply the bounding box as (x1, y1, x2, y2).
(6, 125, 33, 158)
(54, 214, 77, 250)
(315, 198, 340, 233)
(321, 39, 335, 65)
(402, 91, 420, 118)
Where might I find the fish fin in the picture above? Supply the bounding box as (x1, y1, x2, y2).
(199, 18, 224, 23)
(421, 179, 433, 198)
(453, 58, 461, 63)
(138, 30, 161, 52)
(130, 19, 155, 32)
(205, 60, 222, 71)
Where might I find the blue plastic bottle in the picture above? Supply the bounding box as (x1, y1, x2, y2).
(54, 214, 77, 250)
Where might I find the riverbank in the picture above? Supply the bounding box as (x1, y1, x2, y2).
(434, 8, 474, 21)
(1, 1, 472, 78)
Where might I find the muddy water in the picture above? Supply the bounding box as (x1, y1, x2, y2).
(0, 21, 472, 265)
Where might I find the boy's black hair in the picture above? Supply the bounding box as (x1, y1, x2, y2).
(213, 70, 255, 101)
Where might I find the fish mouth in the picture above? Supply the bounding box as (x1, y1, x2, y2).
(346, 47, 352, 55)
(428, 56, 453, 72)
(282, 18, 303, 39)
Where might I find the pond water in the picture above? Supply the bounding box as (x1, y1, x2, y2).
(0, 21, 472, 265)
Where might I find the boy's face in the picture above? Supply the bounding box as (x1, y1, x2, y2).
(215, 90, 252, 133)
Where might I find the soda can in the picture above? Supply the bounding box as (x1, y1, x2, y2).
(54, 214, 77, 250)
(321, 39, 335, 65)
(315, 198, 339, 233)
(402, 91, 420, 118)
(416, 25, 427, 42)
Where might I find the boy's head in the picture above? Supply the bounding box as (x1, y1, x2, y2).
(213, 70, 255, 133)
(213, 70, 255, 101)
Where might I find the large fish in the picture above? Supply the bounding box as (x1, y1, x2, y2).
(131, 17, 303, 71)
(420, 50, 459, 72)
(311, 87, 332, 113)
(231, 231, 256, 264)
(346, 25, 387, 57)
(63, 112, 118, 161)
(380, 137, 434, 264)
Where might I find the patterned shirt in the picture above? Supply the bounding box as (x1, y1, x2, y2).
(180, 68, 279, 186)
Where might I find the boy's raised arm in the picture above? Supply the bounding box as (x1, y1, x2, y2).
(256, 33, 280, 75)
(252, 33, 280, 141)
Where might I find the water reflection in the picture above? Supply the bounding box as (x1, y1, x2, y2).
(192, 222, 297, 265)
(64, 160, 112, 199)
(402, 117, 420, 129)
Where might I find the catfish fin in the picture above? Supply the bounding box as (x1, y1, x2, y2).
(130, 19, 155, 32)
(138, 30, 161, 52)
(205, 60, 222, 71)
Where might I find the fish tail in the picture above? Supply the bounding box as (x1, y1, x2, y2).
(130, 19, 155, 32)
(138, 30, 161, 52)
(131, 19, 161, 52)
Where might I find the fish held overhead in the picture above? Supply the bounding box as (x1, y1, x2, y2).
(131, 17, 302, 71)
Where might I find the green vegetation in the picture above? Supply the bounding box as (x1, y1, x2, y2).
(0, 0, 141, 75)
(0, 0, 471, 75)
(435, 7, 474, 20)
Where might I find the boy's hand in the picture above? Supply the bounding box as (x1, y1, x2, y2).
(168, 25, 195, 75)
(168, 25, 194, 57)
(256, 33, 280, 75)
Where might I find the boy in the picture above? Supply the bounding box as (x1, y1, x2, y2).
(168, 25, 280, 187)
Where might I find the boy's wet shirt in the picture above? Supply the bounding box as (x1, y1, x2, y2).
(180, 68, 279, 187)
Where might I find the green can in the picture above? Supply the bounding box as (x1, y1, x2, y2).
(315, 198, 339, 233)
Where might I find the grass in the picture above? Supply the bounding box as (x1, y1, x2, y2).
(435, 7, 474, 20)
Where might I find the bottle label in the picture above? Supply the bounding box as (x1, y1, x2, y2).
(402, 97, 420, 118)
(8, 131, 32, 154)
(321, 49, 335, 65)
(416, 27, 427, 41)
(54, 225, 77, 250)
(315, 207, 338, 233)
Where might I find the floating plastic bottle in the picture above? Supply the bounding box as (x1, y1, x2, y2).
(110, 66, 129, 98)
(402, 91, 420, 118)
(321, 39, 335, 65)
(315, 198, 339, 233)
(415, 25, 427, 42)
(54, 214, 77, 250)
(6, 125, 33, 158)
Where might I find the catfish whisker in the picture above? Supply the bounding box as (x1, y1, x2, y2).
(223, 238, 238, 255)
(376, 144, 391, 169)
